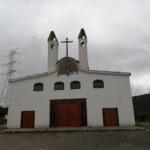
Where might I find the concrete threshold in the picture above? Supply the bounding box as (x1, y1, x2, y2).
(0, 126, 144, 134)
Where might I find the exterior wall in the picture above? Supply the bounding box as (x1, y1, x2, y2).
(7, 71, 135, 128)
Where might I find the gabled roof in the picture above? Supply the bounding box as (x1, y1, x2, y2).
(78, 28, 87, 39)
(47, 31, 59, 44)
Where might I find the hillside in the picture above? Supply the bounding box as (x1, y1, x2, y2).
(133, 94, 150, 122)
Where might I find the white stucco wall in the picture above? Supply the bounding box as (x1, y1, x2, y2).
(7, 71, 135, 128)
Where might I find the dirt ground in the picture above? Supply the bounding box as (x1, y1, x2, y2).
(0, 130, 150, 150)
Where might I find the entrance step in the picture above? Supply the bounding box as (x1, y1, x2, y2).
(0, 126, 144, 133)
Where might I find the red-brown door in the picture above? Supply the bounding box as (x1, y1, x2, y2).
(55, 102, 81, 127)
(21, 111, 34, 128)
(50, 99, 87, 127)
(103, 108, 119, 126)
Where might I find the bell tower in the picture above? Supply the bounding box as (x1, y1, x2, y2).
(78, 28, 89, 71)
(47, 31, 59, 73)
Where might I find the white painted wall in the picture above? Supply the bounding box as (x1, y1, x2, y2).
(7, 71, 135, 128)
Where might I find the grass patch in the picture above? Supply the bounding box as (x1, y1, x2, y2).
(136, 121, 150, 130)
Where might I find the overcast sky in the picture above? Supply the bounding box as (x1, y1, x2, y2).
(0, 0, 150, 96)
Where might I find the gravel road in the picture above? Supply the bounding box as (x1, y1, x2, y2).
(0, 130, 150, 150)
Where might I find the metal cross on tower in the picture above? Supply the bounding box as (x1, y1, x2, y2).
(61, 38, 73, 57)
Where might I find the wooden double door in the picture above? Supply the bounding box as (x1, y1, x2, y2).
(103, 108, 119, 126)
(50, 99, 87, 127)
(21, 111, 34, 128)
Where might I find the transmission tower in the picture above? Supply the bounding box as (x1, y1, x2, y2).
(0, 49, 21, 107)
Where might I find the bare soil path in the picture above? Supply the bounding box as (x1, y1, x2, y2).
(0, 131, 150, 150)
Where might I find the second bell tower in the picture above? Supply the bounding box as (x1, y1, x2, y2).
(78, 28, 89, 71)
(47, 31, 59, 73)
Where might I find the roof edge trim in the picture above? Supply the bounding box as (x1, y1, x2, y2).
(10, 71, 56, 83)
(79, 69, 131, 76)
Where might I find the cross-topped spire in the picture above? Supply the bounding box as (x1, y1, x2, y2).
(61, 38, 73, 57)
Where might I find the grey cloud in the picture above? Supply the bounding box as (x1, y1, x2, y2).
(0, 0, 150, 96)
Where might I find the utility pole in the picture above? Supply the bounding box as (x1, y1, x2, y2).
(0, 49, 21, 107)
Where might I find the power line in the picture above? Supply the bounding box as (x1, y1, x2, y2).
(0, 48, 21, 107)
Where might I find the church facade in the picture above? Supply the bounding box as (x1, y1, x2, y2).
(7, 29, 135, 128)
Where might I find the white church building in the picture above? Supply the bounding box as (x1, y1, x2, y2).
(7, 29, 135, 128)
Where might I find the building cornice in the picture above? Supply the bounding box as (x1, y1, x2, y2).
(10, 69, 130, 83)
(80, 69, 131, 76)
(10, 71, 55, 83)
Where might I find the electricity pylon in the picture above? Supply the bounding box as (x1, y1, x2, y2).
(0, 49, 21, 107)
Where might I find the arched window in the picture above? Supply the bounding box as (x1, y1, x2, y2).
(93, 80, 104, 88)
(70, 81, 81, 89)
(54, 82, 64, 90)
(33, 83, 43, 91)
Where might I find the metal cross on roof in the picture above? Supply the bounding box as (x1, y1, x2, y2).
(61, 38, 73, 57)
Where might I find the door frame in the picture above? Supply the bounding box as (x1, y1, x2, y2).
(102, 108, 119, 126)
(20, 111, 35, 128)
(49, 99, 87, 127)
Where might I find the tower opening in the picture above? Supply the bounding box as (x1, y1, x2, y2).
(51, 42, 54, 49)
(81, 40, 85, 47)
